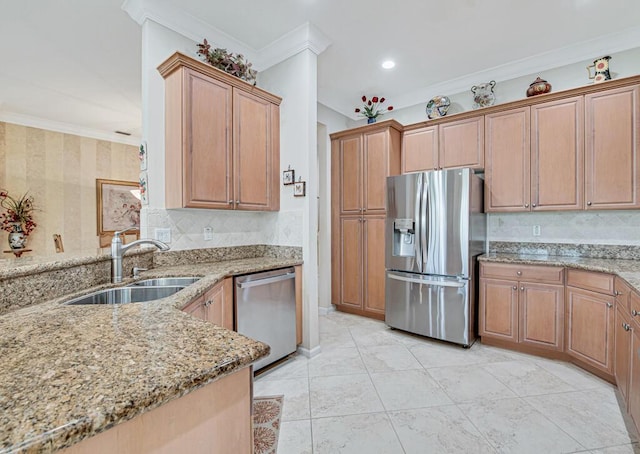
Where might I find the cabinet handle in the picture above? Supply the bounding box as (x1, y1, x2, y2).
(228, 200, 233, 204)
(615, 290, 621, 296)
(512, 286, 517, 290)
(607, 302, 613, 308)
(236, 200, 240, 204)
(516, 271, 522, 276)
(532, 203, 537, 207)
(632, 310, 638, 317)
(524, 203, 529, 208)
(520, 286, 524, 291)
(623, 323, 631, 332)
(587, 201, 592, 206)
(204, 300, 212, 307)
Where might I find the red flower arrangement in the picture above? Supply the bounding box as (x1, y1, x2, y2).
(355, 95, 394, 120)
(0, 189, 37, 236)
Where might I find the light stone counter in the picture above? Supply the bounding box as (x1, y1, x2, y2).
(0, 253, 301, 453)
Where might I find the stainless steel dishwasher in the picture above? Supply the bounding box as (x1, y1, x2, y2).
(235, 267, 297, 371)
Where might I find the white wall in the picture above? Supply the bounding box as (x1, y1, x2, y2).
(317, 103, 351, 309)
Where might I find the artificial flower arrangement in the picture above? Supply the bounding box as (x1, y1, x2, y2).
(196, 39, 257, 85)
(0, 189, 37, 236)
(355, 95, 393, 122)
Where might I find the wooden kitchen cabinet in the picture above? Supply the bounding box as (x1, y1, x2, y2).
(565, 270, 615, 378)
(182, 278, 234, 330)
(331, 121, 402, 319)
(401, 116, 483, 173)
(485, 97, 583, 212)
(629, 324, 640, 434)
(159, 52, 281, 211)
(479, 263, 564, 351)
(614, 304, 632, 403)
(585, 84, 640, 209)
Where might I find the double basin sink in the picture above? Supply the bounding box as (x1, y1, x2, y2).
(65, 277, 201, 305)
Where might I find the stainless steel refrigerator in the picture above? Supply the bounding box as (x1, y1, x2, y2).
(385, 168, 486, 346)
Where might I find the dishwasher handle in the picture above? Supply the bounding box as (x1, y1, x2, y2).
(236, 272, 295, 289)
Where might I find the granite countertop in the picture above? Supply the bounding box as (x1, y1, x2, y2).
(480, 253, 640, 291)
(0, 256, 301, 453)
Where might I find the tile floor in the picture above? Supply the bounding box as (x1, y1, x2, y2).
(254, 311, 640, 454)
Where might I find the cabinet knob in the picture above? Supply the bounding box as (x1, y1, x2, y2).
(516, 271, 522, 276)
(607, 302, 613, 308)
(520, 286, 524, 291)
(228, 200, 233, 204)
(512, 286, 517, 290)
(532, 203, 537, 207)
(615, 290, 621, 296)
(587, 201, 592, 206)
(524, 203, 529, 208)
(205, 300, 212, 307)
(623, 323, 631, 332)
(236, 200, 240, 204)
(632, 310, 638, 317)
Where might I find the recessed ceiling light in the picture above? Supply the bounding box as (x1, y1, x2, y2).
(381, 60, 395, 69)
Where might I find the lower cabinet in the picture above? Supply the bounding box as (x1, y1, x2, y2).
(630, 326, 640, 433)
(479, 263, 564, 351)
(615, 304, 632, 403)
(183, 278, 234, 329)
(565, 270, 615, 376)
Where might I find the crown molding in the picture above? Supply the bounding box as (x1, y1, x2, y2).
(0, 111, 141, 146)
(388, 25, 640, 117)
(122, 0, 330, 72)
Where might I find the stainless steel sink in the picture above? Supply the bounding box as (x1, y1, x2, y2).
(128, 277, 201, 287)
(65, 286, 186, 305)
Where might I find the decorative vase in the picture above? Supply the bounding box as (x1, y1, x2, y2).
(367, 117, 376, 124)
(526, 77, 552, 97)
(8, 223, 27, 250)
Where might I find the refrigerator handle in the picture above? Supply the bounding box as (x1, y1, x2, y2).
(421, 173, 428, 271)
(387, 272, 466, 288)
(414, 173, 423, 273)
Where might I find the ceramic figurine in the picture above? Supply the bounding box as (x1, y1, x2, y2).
(471, 80, 496, 109)
(587, 56, 612, 84)
(526, 76, 552, 97)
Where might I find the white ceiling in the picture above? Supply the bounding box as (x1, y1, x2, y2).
(1, 0, 640, 143)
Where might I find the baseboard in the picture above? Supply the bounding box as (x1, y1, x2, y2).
(318, 304, 336, 315)
(297, 345, 322, 358)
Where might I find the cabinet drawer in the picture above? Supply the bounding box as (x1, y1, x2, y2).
(566, 269, 614, 295)
(480, 262, 563, 283)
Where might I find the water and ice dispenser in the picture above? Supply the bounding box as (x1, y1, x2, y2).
(392, 218, 415, 257)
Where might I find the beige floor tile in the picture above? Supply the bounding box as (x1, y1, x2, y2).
(359, 344, 422, 372)
(389, 406, 497, 454)
(533, 356, 614, 391)
(410, 341, 513, 368)
(253, 377, 310, 422)
(312, 412, 403, 454)
(590, 443, 640, 453)
(427, 365, 517, 403)
(483, 360, 576, 396)
(319, 328, 357, 351)
(310, 373, 384, 418)
(277, 420, 313, 454)
(458, 397, 586, 454)
(308, 347, 366, 377)
(525, 388, 638, 449)
(257, 354, 309, 381)
(349, 326, 406, 348)
(371, 369, 453, 411)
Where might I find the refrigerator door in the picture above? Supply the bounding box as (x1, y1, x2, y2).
(385, 270, 473, 346)
(386, 172, 426, 274)
(424, 168, 470, 278)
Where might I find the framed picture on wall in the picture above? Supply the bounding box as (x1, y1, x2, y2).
(96, 179, 141, 236)
(294, 181, 306, 197)
(283, 169, 295, 185)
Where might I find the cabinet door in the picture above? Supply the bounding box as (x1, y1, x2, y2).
(439, 116, 484, 170)
(184, 69, 233, 209)
(614, 305, 632, 404)
(338, 135, 363, 215)
(363, 129, 391, 214)
(585, 85, 640, 209)
(519, 282, 564, 351)
(339, 217, 363, 308)
(479, 278, 519, 342)
(182, 295, 207, 321)
(402, 127, 438, 173)
(566, 286, 615, 375)
(204, 278, 234, 330)
(630, 327, 640, 435)
(363, 216, 386, 315)
(531, 96, 584, 211)
(485, 108, 531, 212)
(233, 89, 278, 210)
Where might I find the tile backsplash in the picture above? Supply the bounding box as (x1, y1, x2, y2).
(488, 211, 640, 246)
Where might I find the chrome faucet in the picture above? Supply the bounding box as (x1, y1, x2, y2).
(111, 227, 170, 283)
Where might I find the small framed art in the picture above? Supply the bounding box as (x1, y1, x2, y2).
(283, 169, 295, 185)
(294, 181, 306, 197)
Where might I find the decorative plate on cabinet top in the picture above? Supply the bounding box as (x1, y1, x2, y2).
(426, 96, 451, 119)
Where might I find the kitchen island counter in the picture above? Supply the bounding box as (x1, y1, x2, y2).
(0, 254, 301, 453)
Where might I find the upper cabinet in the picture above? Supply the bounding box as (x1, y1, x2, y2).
(159, 52, 281, 211)
(585, 85, 640, 209)
(402, 116, 484, 173)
